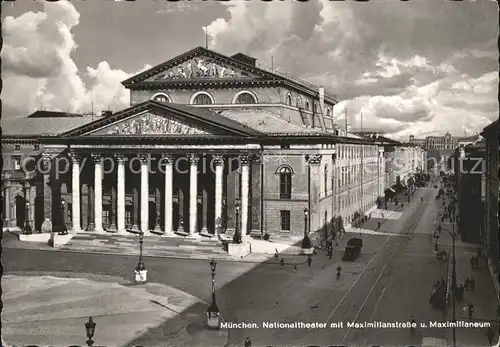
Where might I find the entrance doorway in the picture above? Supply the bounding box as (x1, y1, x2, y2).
(15, 195, 26, 229)
(149, 201, 157, 230)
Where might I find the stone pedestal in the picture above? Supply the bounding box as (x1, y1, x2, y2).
(134, 269, 148, 284)
(41, 219, 53, 234)
(227, 241, 251, 258)
(207, 312, 220, 329)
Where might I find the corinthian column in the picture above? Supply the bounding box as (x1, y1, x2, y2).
(240, 155, 250, 238)
(214, 155, 224, 234)
(92, 153, 104, 232)
(139, 153, 150, 234)
(41, 152, 53, 233)
(115, 154, 126, 233)
(69, 153, 81, 233)
(163, 154, 174, 235)
(189, 154, 199, 235)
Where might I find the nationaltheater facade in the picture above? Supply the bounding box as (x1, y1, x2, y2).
(3, 47, 405, 241)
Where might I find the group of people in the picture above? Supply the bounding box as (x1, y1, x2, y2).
(452, 277, 474, 303)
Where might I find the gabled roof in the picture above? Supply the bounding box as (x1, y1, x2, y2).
(217, 109, 325, 136)
(62, 100, 264, 137)
(2, 114, 102, 137)
(481, 119, 498, 135)
(121, 46, 337, 104)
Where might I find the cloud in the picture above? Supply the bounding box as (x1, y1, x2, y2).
(2, 2, 149, 118)
(206, 1, 498, 139)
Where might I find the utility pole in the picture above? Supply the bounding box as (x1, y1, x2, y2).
(204, 26, 208, 49)
(361, 112, 364, 214)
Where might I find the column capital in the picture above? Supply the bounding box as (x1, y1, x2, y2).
(213, 155, 224, 166)
(239, 154, 251, 166)
(189, 154, 200, 165)
(41, 152, 53, 164)
(91, 153, 102, 163)
(305, 154, 322, 165)
(138, 153, 149, 164)
(114, 154, 127, 163)
(69, 152, 81, 164)
(161, 153, 174, 163)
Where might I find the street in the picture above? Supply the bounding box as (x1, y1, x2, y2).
(3, 187, 496, 346)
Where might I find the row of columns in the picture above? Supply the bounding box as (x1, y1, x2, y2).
(69, 152, 251, 237)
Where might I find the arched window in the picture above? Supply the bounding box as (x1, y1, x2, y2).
(324, 164, 328, 196)
(151, 92, 171, 103)
(327, 108, 331, 117)
(305, 101, 310, 111)
(191, 92, 214, 105)
(234, 91, 257, 104)
(286, 94, 292, 106)
(277, 165, 293, 199)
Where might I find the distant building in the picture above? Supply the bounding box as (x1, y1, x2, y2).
(480, 119, 499, 278)
(454, 142, 486, 244)
(408, 132, 481, 151)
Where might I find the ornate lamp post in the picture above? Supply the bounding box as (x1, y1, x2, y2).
(23, 201, 32, 234)
(233, 203, 241, 243)
(206, 258, 220, 329)
(85, 316, 96, 346)
(59, 200, 68, 235)
(303, 208, 309, 238)
(302, 208, 311, 249)
(134, 231, 147, 283)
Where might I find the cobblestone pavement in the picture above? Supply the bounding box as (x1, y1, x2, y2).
(2, 274, 228, 347)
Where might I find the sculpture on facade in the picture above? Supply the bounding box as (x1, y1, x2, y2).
(107, 113, 208, 135)
(153, 57, 251, 80)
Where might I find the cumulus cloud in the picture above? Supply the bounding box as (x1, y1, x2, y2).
(2, 2, 149, 118)
(206, 1, 498, 139)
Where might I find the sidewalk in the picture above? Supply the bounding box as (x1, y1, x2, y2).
(435, 196, 498, 346)
(2, 274, 228, 347)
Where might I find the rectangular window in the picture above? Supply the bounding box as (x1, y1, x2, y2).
(280, 210, 291, 231)
(12, 156, 21, 170)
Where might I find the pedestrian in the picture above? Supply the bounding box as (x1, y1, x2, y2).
(467, 301, 474, 319)
(274, 248, 279, 259)
(470, 256, 475, 269)
(280, 258, 284, 269)
(457, 284, 464, 302)
(336, 265, 341, 279)
(307, 255, 312, 267)
(464, 278, 470, 291)
(292, 261, 297, 272)
(328, 248, 333, 260)
(487, 326, 494, 345)
(469, 278, 475, 291)
(244, 336, 252, 347)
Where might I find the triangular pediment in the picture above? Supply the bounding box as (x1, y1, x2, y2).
(144, 54, 258, 81)
(122, 47, 279, 86)
(87, 110, 211, 136)
(62, 101, 262, 137)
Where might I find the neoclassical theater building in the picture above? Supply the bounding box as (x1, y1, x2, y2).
(3, 47, 394, 241)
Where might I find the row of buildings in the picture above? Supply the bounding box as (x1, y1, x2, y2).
(451, 119, 499, 292)
(2, 46, 426, 244)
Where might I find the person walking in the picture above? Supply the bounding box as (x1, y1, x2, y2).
(469, 277, 475, 291)
(487, 326, 494, 345)
(466, 301, 474, 319)
(274, 248, 279, 259)
(280, 258, 284, 269)
(465, 277, 470, 291)
(292, 261, 297, 272)
(307, 255, 312, 267)
(244, 336, 252, 347)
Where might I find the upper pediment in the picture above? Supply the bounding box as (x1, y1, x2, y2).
(145, 55, 257, 81)
(88, 111, 210, 136)
(122, 47, 279, 87)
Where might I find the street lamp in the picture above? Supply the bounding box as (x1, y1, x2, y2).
(442, 216, 457, 347)
(233, 203, 241, 243)
(85, 316, 96, 346)
(134, 231, 147, 283)
(302, 208, 312, 249)
(23, 201, 32, 234)
(207, 258, 220, 329)
(59, 200, 68, 235)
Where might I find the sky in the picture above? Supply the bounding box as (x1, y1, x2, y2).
(2, 0, 498, 139)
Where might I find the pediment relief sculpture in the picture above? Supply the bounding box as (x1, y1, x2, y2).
(106, 112, 208, 135)
(152, 57, 252, 80)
